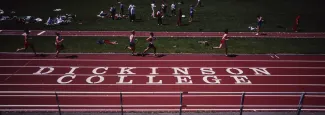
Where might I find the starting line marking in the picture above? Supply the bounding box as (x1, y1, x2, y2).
(1, 59, 325, 63)
(0, 84, 325, 86)
(37, 31, 46, 36)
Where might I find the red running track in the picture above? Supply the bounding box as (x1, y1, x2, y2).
(1, 30, 325, 38)
(1, 53, 325, 112)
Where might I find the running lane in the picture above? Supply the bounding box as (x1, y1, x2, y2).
(1, 54, 325, 111)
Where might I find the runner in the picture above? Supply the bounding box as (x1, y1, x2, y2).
(256, 15, 264, 35)
(142, 32, 157, 57)
(126, 30, 136, 56)
(54, 32, 64, 58)
(213, 29, 228, 49)
(293, 15, 300, 32)
(16, 31, 37, 56)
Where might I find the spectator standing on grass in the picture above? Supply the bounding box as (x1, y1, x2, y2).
(151, 2, 156, 18)
(161, 3, 167, 17)
(171, 2, 176, 16)
(293, 15, 300, 32)
(157, 9, 163, 25)
(130, 5, 136, 22)
(177, 8, 182, 26)
(120, 2, 124, 15)
(256, 15, 264, 35)
(110, 6, 116, 20)
(128, 4, 133, 21)
(189, 5, 195, 22)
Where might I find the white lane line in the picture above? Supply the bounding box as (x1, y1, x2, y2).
(275, 55, 280, 59)
(1, 66, 325, 69)
(37, 31, 46, 36)
(0, 30, 2, 32)
(0, 95, 324, 97)
(0, 84, 325, 86)
(1, 109, 325, 112)
(0, 105, 324, 108)
(0, 74, 325, 77)
(1, 59, 325, 63)
(4, 60, 32, 81)
(270, 56, 274, 58)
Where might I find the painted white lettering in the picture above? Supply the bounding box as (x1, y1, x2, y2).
(149, 67, 159, 75)
(200, 68, 215, 75)
(118, 67, 136, 74)
(92, 67, 108, 74)
(57, 75, 76, 84)
(86, 75, 104, 84)
(226, 68, 243, 75)
(172, 67, 189, 75)
(203, 76, 221, 84)
(249, 68, 271, 75)
(116, 75, 133, 84)
(65, 67, 79, 74)
(33, 67, 54, 74)
(230, 76, 252, 84)
(174, 75, 193, 84)
(146, 75, 162, 84)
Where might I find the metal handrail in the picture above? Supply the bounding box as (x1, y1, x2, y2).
(1, 91, 325, 115)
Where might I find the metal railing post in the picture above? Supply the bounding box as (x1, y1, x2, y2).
(225, 39, 228, 56)
(297, 92, 306, 115)
(55, 91, 62, 115)
(239, 92, 245, 115)
(179, 92, 183, 115)
(120, 92, 124, 115)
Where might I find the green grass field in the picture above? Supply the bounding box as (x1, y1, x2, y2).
(1, 36, 325, 54)
(1, 0, 325, 32)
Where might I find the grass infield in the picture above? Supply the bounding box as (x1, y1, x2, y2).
(0, 0, 325, 32)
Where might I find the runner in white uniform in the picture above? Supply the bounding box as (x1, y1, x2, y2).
(126, 30, 136, 56)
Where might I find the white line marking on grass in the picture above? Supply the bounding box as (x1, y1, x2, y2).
(0, 84, 325, 86)
(275, 55, 280, 59)
(37, 31, 46, 36)
(1, 59, 325, 62)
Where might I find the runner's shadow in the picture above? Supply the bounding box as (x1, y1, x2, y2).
(65, 55, 78, 59)
(226, 54, 238, 58)
(155, 54, 166, 58)
(38, 54, 48, 57)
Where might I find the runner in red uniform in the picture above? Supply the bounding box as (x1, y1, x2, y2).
(16, 32, 37, 56)
(213, 29, 228, 49)
(55, 32, 64, 58)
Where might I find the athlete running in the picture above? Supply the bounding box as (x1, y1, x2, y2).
(142, 32, 157, 57)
